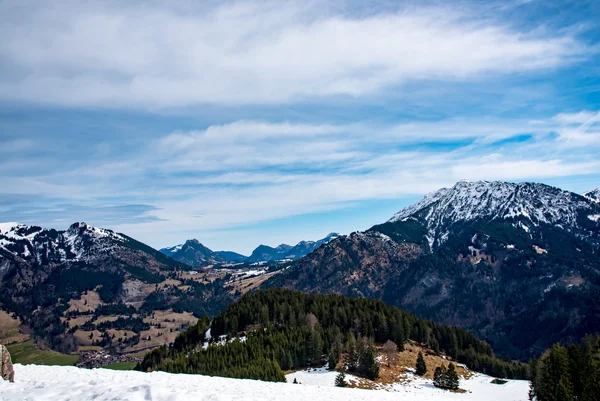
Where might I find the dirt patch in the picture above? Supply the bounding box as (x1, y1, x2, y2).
(74, 329, 103, 346)
(123, 310, 198, 354)
(230, 272, 278, 294)
(0, 309, 29, 345)
(158, 279, 182, 288)
(341, 342, 472, 390)
(66, 291, 103, 313)
(93, 315, 122, 325)
(379, 342, 471, 380)
(62, 315, 94, 329)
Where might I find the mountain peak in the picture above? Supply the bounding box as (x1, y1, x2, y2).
(0, 221, 129, 264)
(387, 180, 599, 249)
(0, 222, 21, 233)
(584, 188, 600, 203)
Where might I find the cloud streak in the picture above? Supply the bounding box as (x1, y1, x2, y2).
(2, 110, 599, 252)
(0, 0, 590, 108)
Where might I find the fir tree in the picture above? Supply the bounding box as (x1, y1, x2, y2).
(328, 349, 339, 370)
(446, 363, 460, 390)
(433, 366, 446, 389)
(335, 371, 347, 387)
(416, 352, 427, 376)
(358, 339, 379, 380)
(347, 333, 359, 373)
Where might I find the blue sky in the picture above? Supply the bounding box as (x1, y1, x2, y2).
(1, 0, 599, 254)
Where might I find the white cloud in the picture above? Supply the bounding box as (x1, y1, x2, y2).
(0, 0, 589, 108)
(553, 110, 600, 147)
(2, 109, 600, 252)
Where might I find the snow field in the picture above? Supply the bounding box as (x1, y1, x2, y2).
(0, 364, 529, 401)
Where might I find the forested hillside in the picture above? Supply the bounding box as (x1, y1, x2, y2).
(265, 181, 600, 361)
(529, 335, 600, 401)
(138, 289, 528, 382)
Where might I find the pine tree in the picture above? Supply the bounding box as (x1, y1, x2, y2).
(446, 363, 460, 390)
(307, 329, 323, 367)
(347, 334, 359, 372)
(328, 349, 338, 370)
(534, 345, 573, 401)
(433, 366, 446, 389)
(416, 352, 427, 376)
(358, 339, 379, 380)
(335, 371, 347, 387)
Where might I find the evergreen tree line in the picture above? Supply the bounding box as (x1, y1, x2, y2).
(529, 335, 600, 401)
(212, 289, 528, 379)
(138, 289, 528, 382)
(433, 363, 460, 390)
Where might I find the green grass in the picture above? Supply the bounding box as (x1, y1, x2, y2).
(101, 361, 137, 371)
(6, 340, 79, 366)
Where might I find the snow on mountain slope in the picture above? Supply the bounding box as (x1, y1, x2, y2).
(0, 364, 529, 401)
(387, 180, 599, 249)
(584, 188, 600, 203)
(389, 180, 592, 225)
(0, 221, 126, 264)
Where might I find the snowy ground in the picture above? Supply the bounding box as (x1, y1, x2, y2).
(0, 364, 529, 401)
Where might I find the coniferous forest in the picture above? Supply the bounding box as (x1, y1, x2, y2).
(138, 289, 528, 382)
(529, 335, 600, 401)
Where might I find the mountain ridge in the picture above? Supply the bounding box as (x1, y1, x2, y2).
(265, 180, 600, 360)
(160, 232, 340, 266)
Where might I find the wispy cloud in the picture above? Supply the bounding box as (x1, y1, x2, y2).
(0, 0, 590, 108)
(1, 1, 598, 252)
(2, 110, 599, 251)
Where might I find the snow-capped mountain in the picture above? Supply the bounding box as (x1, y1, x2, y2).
(388, 180, 600, 250)
(159, 239, 247, 266)
(266, 180, 600, 360)
(0, 221, 201, 355)
(584, 188, 600, 203)
(0, 222, 127, 265)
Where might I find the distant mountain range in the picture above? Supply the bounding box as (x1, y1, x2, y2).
(159, 233, 339, 266)
(265, 180, 600, 360)
(2, 180, 600, 363)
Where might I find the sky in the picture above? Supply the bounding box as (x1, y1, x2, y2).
(1, 0, 599, 254)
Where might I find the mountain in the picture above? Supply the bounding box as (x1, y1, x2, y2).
(0, 222, 230, 354)
(0, 221, 184, 273)
(584, 188, 600, 203)
(161, 233, 340, 266)
(213, 250, 248, 262)
(265, 181, 600, 360)
(247, 233, 340, 262)
(159, 239, 246, 266)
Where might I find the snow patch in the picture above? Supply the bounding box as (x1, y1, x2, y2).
(0, 222, 20, 234)
(588, 214, 600, 222)
(0, 364, 531, 401)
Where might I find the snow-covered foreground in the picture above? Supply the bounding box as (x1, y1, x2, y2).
(0, 364, 529, 401)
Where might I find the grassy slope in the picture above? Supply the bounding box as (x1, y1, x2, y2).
(7, 340, 79, 366)
(101, 362, 137, 371)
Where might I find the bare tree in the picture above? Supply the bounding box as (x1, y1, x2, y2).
(305, 313, 319, 329)
(383, 340, 398, 367)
